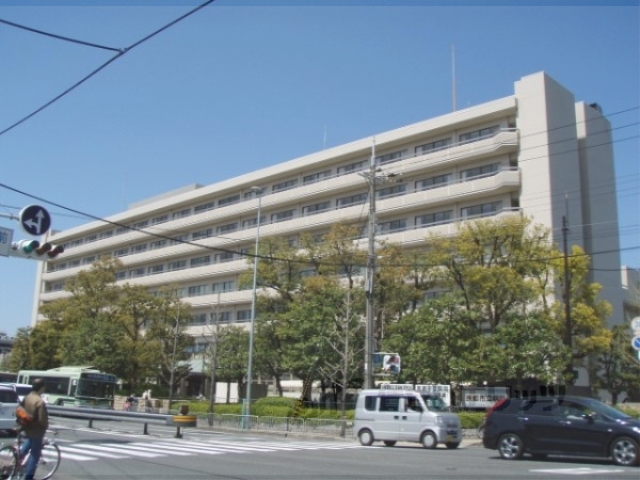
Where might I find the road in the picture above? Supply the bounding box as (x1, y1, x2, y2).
(29, 419, 639, 479)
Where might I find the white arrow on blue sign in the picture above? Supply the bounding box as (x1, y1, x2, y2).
(19, 205, 51, 236)
(632, 335, 640, 352)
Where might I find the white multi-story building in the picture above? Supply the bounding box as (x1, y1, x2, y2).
(31, 71, 624, 359)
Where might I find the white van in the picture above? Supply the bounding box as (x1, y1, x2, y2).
(354, 389, 462, 449)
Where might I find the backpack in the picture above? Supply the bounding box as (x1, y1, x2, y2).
(15, 402, 33, 427)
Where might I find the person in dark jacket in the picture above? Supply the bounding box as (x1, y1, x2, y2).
(20, 378, 49, 480)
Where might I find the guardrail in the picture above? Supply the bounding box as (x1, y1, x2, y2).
(47, 405, 197, 438)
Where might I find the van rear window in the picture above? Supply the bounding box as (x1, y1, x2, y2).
(364, 396, 376, 411)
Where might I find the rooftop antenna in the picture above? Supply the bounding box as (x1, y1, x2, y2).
(452, 44, 457, 112)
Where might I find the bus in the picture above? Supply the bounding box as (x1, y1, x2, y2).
(17, 366, 117, 408)
(0, 372, 17, 383)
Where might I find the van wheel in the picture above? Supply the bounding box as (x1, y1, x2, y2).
(498, 433, 524, 460)
(610, 436, 639, 466)
(421, 431, 437, 449)
(383, 441, 396, 447)
(358, 429, 374, 447)
(445, 442, 460, 449)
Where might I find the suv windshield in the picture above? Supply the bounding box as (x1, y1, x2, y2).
(422, 395, 448, 412)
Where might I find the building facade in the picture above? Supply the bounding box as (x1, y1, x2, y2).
(31, 72, 624, 365)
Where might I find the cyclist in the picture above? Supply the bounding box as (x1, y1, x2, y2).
(19, 378, 49, 480)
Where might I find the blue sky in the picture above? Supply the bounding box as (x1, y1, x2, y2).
(0, 1, 638, 337)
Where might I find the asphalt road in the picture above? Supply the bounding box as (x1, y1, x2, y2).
(22, 419, 639, 480)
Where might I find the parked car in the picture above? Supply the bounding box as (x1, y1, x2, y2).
(0, 385, 20, 431)
(0, 383, 32, 402)
(482, 395, 640, 467)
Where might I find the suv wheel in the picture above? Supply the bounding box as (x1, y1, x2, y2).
(610, 436, 639, 466)
(358, 429, 374, 447)
(498, 433, 524, 460)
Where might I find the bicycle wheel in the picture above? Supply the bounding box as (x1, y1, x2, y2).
(0, 446, 17, 480)
(32, 443, 60, 480)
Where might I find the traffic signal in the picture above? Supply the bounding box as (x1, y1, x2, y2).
(10, 240, 65, 260)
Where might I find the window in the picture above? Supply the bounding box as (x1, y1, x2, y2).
(149, 264, 164, 275)
(70, 239, 83, 247)
(460, 163, 500, 180)
(85, 235, 97, 243)
(415, 138, 451, 155)
(188, 285, 208, 297)
(190, 313, 208, 326)
(114, 248, 129, 258)
(521, 399, 556, 416)
(215, 252, 235, 263)
(192, 229, 213, 241)
(303, 201, 330, 216)
(168, 260, 187, 271)
(115, 271, 126, 280)
(379, 396, 401, 412)
(129, 268, 145, 278)
(218, 194, 240, 207)
(378, 184, 406, 198)
(133, 220, 148, 229)
(378, 219, 407, 234)
(243, 217, 266, 229)
(236, 310, 252, 322)
(459, 125, 499, 145)
(376, 149, 406, 166)
(172, 208, 191, 220)
(171, 234, 188, 245)
(271, 209, 295, 223)
(337, 160, 366, 176)
(416, 210, 453, 227)
(99, 230, 113, 239)
(416, 174, 451, 191)
(150, 239, 167, 250)
(51, 282, 65, 292)
(364, 396, 377, 411)
(132, 243, 147, 253)
(337, 193, 367, 209)
(461, 201, 503, 219)
(217, 223, 238, 234)
(115, 226, 128, 235)
(212, 281, 235, 293)
(272, 179, 298, 192)
(82, 256, 96, 265)
(190, 255, 211, 267)
(213, 311, 232, 324)
(243, 188, 264, 200)
(151, 214, 169, 225)
(68, 260, 80, 268)
(194, 202, 215, 214)
(303, 170, 331, 185)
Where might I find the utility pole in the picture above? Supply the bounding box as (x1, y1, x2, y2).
(562, 214, 573, 381)
(364, 138, 376, 390)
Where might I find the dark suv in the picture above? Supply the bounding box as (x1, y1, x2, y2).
(482, 395, 639, 466)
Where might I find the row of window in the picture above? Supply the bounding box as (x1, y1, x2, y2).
(62, 127, 505, 250)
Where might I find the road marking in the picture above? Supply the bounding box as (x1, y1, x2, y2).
(530, 467, 626, 475)
(59, 446, 125, 460)
(79, 444, 162, 458)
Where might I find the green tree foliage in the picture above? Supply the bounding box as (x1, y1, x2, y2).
(12, 258, 192, 390)
(593, 325, 640, 404)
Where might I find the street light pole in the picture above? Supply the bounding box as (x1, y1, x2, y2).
(244, 186, 263, 422)
(168, 311, 180, 412)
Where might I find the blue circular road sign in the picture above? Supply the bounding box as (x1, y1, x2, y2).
(19, 204, 51, 236)
(632, 336, 640, 352)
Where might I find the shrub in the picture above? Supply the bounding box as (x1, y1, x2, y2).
(254, 397, 297, 408)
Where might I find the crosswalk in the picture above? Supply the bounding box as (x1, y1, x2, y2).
(50, 438, 365, 463)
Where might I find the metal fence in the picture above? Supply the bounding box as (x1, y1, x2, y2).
(197, 414, 354, 438)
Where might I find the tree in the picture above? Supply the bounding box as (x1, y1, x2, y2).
(216, 326, 250, 402)
(593, 325, 640, 404)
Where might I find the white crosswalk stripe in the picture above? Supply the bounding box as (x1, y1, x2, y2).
(59, 439, 363, 463)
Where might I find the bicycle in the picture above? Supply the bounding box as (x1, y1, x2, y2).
(0, 430, 61, 480)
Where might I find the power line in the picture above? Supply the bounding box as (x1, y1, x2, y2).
(0, 0, 216, 137)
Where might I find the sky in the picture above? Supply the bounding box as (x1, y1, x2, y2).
(0, 0, 638, 337)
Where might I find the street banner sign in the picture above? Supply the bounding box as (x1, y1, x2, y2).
(0, 227, 13, 256)
(19, 205, 51, 236)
